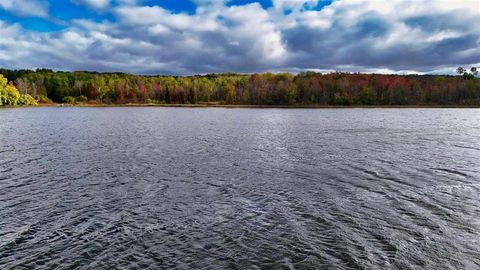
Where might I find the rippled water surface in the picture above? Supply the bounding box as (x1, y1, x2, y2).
(1, 107, 480, 269)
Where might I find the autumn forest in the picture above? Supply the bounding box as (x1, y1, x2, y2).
(1, 68, 479, 106)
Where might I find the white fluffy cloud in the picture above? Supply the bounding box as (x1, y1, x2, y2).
(73, 0, 110, 9)
(0, 0, 479, 74)
(0, 0, 49, 18)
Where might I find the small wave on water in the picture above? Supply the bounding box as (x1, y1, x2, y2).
(432, 167, 469, 177)
(1, 107, 480, 269)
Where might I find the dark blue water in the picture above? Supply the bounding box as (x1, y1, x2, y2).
(1, 107, 480, 269)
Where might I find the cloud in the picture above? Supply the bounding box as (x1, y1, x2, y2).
(0, 0, 49, 18)
(280, 0, 480, 72)
(73, 0, 110, 9)
(0, 0, 479, 74)
(272, 0, 321, 11)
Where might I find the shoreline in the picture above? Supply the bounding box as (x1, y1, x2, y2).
(4, 103, 480, 109)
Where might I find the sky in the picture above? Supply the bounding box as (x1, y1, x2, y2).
(0, 0, 479, 75)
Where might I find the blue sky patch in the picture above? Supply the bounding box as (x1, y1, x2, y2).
(227, 0, 273, 9)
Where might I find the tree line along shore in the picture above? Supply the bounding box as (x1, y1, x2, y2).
(0, 68, 479, 107)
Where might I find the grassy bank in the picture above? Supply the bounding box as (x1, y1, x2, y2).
(22, 102, 480, 109)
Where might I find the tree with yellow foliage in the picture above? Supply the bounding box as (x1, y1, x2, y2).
(0, 74, 37, 106)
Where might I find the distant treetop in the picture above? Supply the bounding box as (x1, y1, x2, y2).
(457, 66, 478, 80)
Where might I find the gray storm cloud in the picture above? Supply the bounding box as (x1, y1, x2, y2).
(0, 0, 479, 74)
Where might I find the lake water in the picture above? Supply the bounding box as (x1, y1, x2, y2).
(1, 107, 480, 269)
